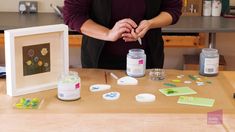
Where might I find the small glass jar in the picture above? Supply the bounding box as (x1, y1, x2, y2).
(199, 48, 219, 76)
(126, 49, 146, 77)
(57, 71, 81, 101)
(149, 69, 165, 81)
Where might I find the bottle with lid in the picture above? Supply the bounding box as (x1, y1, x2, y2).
(57, 71, 81, 101)
(212, 0, 222, 16)
(126, 49, 146, 77)
(203, 0, 212, 16)
(199, 48, 219, 76)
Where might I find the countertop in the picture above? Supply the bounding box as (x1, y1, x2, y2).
(0, 68, 235, 131)
(1, 12, 235, 33)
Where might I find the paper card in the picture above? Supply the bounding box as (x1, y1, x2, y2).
(177, 96, 215, 107)
(159, 87, 197, 96)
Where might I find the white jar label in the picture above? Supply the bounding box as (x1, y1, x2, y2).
(58, 82, 80, 100)
(204, 58, 219, 74)
(127, 58, 145, 76)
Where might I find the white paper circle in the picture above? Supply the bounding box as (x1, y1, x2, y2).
(135, 93, 156, 102)
(103, 92, 120, 100)
(89, 84, 111, 92)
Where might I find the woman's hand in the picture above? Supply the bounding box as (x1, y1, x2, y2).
(107, 18, 137, 41)
(122, 20, 152, 42)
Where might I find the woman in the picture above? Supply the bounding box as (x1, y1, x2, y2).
(63, 0, 182, 69)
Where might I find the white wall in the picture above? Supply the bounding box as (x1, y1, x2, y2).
(0, 0, 63, 12)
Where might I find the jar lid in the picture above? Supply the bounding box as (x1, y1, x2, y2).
(202, 48, 218, 54)
(129, 49, 145, 54)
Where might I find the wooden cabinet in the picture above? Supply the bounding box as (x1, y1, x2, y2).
(163, 33, 205, 48)
(0, 33, 205, 48)
(0, 34, 4, 46)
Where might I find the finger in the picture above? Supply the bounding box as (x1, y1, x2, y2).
(131, 29, 139, 39)
(135, 25, 145, 34)
(118, 27, 130, 34)
(119, 18, 137, 28)
(119, 23, 132, 32)
(137, 28, 148, 38)
(123, 37, 137, 42)
(122, 33, 133, 38)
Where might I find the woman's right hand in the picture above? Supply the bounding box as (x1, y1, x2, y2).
(107, 18, 137, 41)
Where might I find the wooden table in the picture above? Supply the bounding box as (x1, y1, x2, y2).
(0, 69, 235, 131)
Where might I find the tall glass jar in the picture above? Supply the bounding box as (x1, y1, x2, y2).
(57, 71, 81, 101)
(126, 49, 146, 77)
(199, 48, 219, 76)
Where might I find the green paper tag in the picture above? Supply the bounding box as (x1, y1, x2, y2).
(159, 87, 197, 96)
(177, 96, 215, 107)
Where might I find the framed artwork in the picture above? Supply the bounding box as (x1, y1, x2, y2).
(4, 24, 69, 96)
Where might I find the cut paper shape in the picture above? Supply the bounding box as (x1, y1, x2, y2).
(177, 96, 215, 107)
(89, 84, 111, 92)
(135, 93, 156, 102)
(184, 81, 192, 84)
(159, 87, 197, 96)
(103, 92, 120, 100)
(117, 76, 138, 85)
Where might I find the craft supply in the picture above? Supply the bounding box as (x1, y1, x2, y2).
(117, 76, 138, 85)
(199, 48, 219, 76)
(203, 0, 212, 16)
(104, 71, 107, 84)
(196, 81, 205, 86)
(159, 87, 197, 96)
(137, 37, 142, 45)
(103, 92, 120, 100)
(149, 68, 165, 81)
(206, 81, 212, 84)
(188, 75, 197, 80)
(135, 93, 156, 102)
(164, 83, 177, 87)
(89, 84, 111, 92)
(57, 71, 81, 101)
(110, 72, 119, 80)
(184, 80, 192, 84)
(177, 96, 215, 107)
(172, 79, 181, 83)
(177, 75, 184, 79)
(126, 49, 146, 77)
(15, 97, 42, 109)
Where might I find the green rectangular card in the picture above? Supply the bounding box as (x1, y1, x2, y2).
(159, 87, 197, 96)
(177, 96, 215, 107)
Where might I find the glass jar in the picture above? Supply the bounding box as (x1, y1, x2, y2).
(126, 49, 146, 77)
(57, 71, 81, 101)
(199, 48, 219, 76)
(149, 69, 165, 81)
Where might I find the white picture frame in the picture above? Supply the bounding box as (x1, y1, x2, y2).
(4, 24, 69, 96)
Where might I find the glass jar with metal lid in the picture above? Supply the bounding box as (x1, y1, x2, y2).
(199, 48, 219, 76)
(126, 49, 146, 77)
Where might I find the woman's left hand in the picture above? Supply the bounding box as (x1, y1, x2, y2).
(122, 20, 151, 42)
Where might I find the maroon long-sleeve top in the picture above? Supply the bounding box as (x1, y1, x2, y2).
(63, 0, 182, 59)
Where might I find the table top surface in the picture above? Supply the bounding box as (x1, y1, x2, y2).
(1, 68, 235, 114)
(1, 12, 235, 33)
